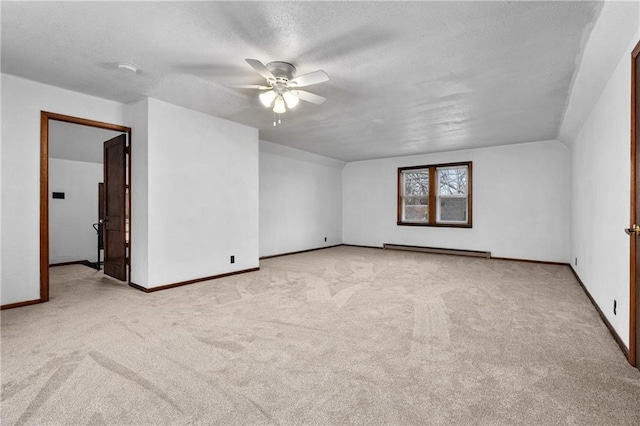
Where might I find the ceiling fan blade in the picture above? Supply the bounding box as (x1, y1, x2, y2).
(289, 70, 329, 87)
(294, 90, 326, 105)
(245, 59, 275, 81)
(234, 84, 271, 90)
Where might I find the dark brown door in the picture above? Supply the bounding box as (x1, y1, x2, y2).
(103, 134, 127, 281)
(631, 40, 640, 369)
(98, 182, 105, 251)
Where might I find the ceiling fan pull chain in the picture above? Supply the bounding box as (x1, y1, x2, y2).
(273, 110, 277, 127)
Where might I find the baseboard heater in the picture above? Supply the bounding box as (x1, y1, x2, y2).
(383, 243, 491, 259)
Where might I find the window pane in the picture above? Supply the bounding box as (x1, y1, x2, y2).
(439, 197, 467, 222)
(438, 167, 467, 195)
(404, 197, 428, 221)
(403, 171, 429, 196)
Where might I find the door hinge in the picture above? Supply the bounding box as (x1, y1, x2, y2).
(125, 146, 130, 155)
(126, 241, 130, 248)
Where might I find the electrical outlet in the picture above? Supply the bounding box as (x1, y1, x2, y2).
(230, 255, 235, 264)
(324, 237, 327, 242)
(574, 257, 578, 266)
(614, 300, 617, 315)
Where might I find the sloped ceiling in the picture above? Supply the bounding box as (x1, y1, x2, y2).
(2, 1, 604, 161)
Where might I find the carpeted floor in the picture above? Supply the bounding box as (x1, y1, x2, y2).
(1, 246, 640, 425)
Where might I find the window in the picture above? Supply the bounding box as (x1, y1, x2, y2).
(398, 161, 472, 227)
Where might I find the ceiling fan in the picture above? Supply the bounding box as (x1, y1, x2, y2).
(241, 59, 329, 119)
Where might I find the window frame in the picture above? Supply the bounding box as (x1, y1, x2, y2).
(397, 161, 472, 228)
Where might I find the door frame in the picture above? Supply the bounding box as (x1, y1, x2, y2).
(40, 111, 132, 302)
(630, 40, 640, 367)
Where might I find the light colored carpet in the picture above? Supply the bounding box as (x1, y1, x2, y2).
(2, 246, 640, 425)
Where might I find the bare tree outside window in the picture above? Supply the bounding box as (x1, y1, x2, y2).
(438, 167, 467, 195)
(402, 170, 429, 222)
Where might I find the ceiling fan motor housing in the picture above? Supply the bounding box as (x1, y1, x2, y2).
(266, 61, 297, 82)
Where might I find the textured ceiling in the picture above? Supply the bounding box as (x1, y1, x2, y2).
(2, 1, 603, 161)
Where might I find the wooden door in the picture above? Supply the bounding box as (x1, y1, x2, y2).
(98, 182, 105, 250)
(103, 134, 127, 281)
(631, 40, 640, 368)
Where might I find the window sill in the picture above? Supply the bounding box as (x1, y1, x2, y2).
(397, 221, 472, 228)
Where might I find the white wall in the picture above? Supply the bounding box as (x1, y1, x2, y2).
(0, 72, 3, 303)
(559, 1, 639, 145)
(343, 140, 571, 263)
(129, 98, 149, 287)
(0, 75, 260, 301)
(259, 140, 344, 257)
(49, 159, 103, 264)
(1, 74, 129, 305)
(139, 98, 259, 288)
(568, 33, 640, 348)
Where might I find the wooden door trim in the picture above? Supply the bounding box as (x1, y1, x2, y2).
(630, 40, 640, 366)
(37, 111, 131, 306)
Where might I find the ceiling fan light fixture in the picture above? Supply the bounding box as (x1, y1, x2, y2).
(259, 90, 277, 107)
(283, 91, 299, 109)
(245, 59, 329, 122)
(273, 95, 287, 114)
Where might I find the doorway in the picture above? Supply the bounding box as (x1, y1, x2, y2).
(630, 40, 640, 369)
(40, 112, 131, 301)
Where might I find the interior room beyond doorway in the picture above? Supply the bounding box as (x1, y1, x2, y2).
(40, 112, 132, 303)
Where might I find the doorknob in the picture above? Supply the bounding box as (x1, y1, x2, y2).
(625, 224, 640, 235)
